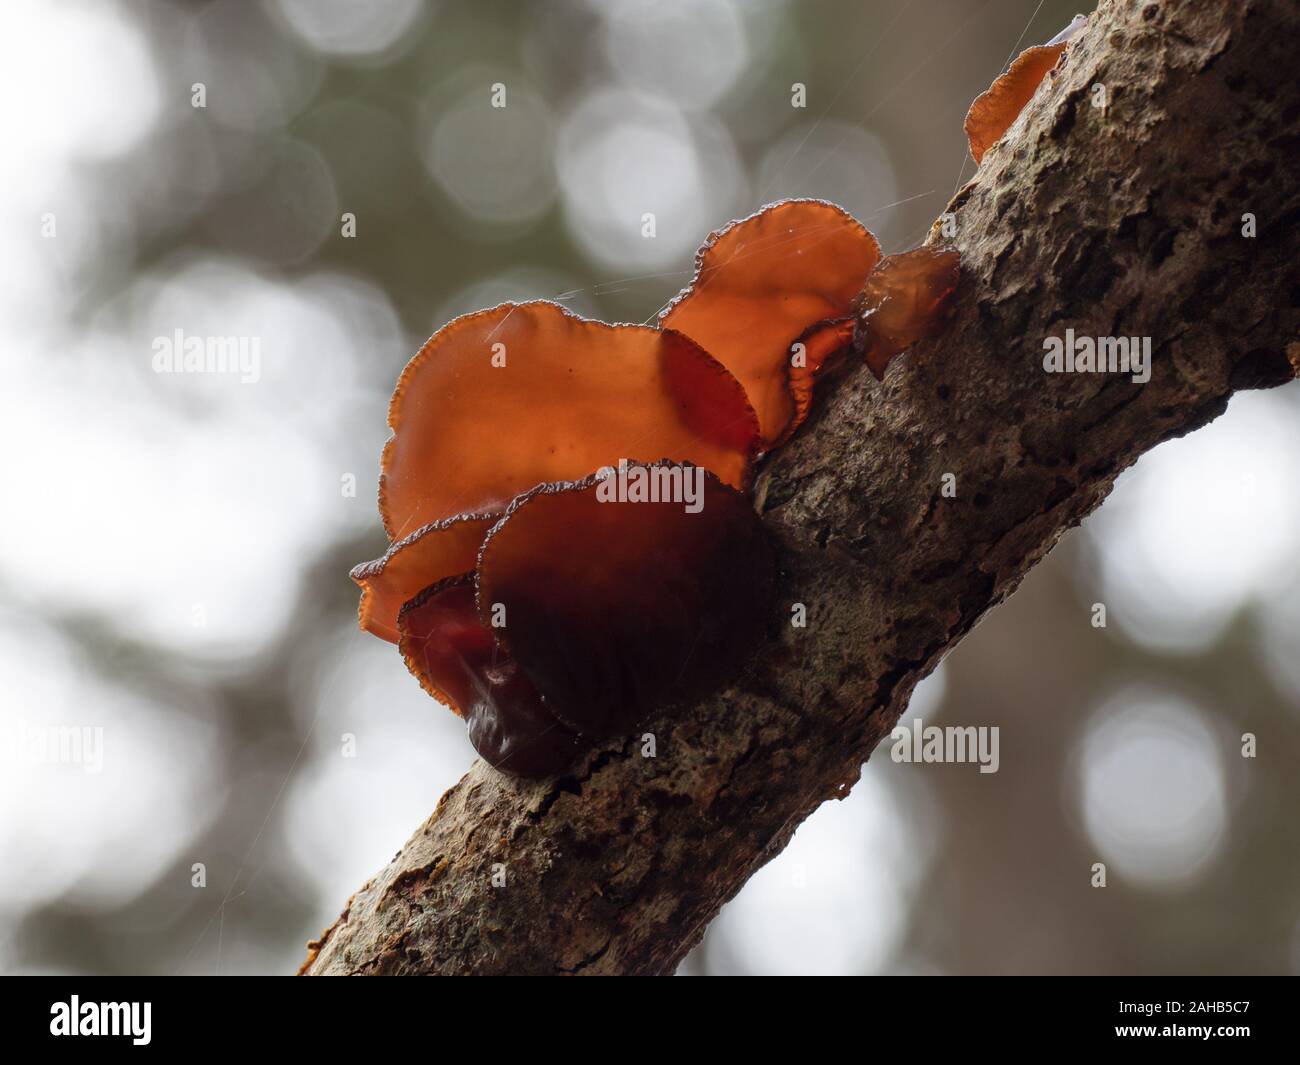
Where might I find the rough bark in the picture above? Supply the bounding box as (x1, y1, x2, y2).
(302, 0, 1300, 975)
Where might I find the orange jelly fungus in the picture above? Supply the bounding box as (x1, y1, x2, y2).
(354, 194, 965, 775)
(351, 510, 500, 643)
(476, 463, 775, 738)
(660, 199, 881, 447)
(964, 15, 1087, 165)
(854, 246, 962, 380)
(379, 301, 759, 539)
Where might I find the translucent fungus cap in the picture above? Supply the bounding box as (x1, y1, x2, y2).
(964, 15, 1087, 164)
(379, 300, 760, 539)
(351, 511, 500, 643)
(661, 200, 881, 446)
(854, 246, 962, 379)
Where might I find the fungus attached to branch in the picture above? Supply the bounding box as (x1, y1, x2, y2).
(355, 194, 963, 775)
(964, 14, 1088, 164)
(854, 246, 962, 380)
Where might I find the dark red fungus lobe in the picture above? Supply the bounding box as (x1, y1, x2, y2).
(476, 461, 775, 737)
(379, 301, 759, 539)
(660, 200, 881, 447)
(964, 15, 1087, 164)
(853, 245, 962, 380)
(397, 574, 496, 714)
(398, 575, 585, 777)
(351, 510, 500, 643)
(463, 663, 587, 779)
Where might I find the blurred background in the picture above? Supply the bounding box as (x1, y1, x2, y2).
(2, 0, 1296, 976)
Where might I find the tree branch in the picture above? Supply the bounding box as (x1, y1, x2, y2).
(301, 0, 1299, 975)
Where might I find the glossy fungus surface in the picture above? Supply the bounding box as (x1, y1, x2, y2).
(854, 245, 962, 379)
(477, 462, 775, 737)
(380, 301, 760, 538)
(464, 665, 587, 779)
(660, 200, 881, 447)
